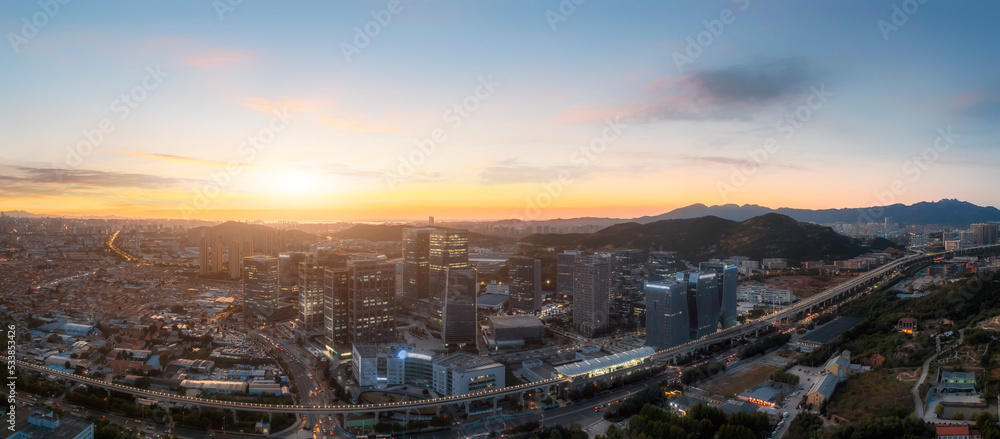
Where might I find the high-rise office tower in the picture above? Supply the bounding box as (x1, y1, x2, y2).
(211, 241, 225, 275)
(442, 268, 478, 346)
(675, 271, 719, 339)
(346, 258, 397, 345)
(557, 250, 583, 297)
(612, 249, 646, 321)
(428, 229, 469, 303)
(323, 268, 349, 345)
(199, 236, 211, 276)
(228, 239, 253, 280)
(972, 223, 999, 246)
(297, 262, 325, 332)
(242, 255, 279, 322)
(402, 228, 435, 300)
(278, 252, 309, 302)
(508, 256, 542, 313)
(572, 255, 611, 337)
(699, 262, 738, 329)
(645, 281, 689, 350)
(647, 251, 677, 282)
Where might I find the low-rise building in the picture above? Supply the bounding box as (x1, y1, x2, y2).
(805, 373, 839, 407)
(940, 371, 977, 394)
(432, 351, 505, 396)
(488, 315, 545, 347)
(351, 343, 434, 389)
(7, 406, 94, 439)
(935, 424, 981, 439)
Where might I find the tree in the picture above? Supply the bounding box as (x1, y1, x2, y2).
(550, 429, 563, 439)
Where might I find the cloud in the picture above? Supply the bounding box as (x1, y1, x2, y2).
(634, 58, 818, 121)
(958, 92, 1000, 123)
(674, 154, 804, 170)
(559, 58, 821, 124)
(242, 97, 323, 115)
(478, 158, 600, 185)
(0, 166, 185, 199)
(184, 47, 255, 68)
(115, 150, 229, 168)
(325, 164, 386, 178)
(320, 116, 397, 132)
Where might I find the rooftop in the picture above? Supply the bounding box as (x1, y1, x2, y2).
(477, 294, 509, 307)
(488, 314, 543, 329)
(554, 346, 654, 377)
(809, 373, 839, 399)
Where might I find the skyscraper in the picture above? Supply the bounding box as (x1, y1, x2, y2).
(297, 262, 325, 332)
(323, 267, 349, 346)
(612, 249, 646, 321)
(442, 268, 478, 346)
(972, 223, 999, 246)
(242, 255, 279, 323)
(645, 281, 689, 350)
(428, 229, 469, 303)
(402, 228, 435, 300)
(508, 256, 542, 313)
(346, 258, 397, 345)
(572, 255, 611, 337)
(557, 250, 583, 298)
(647, 251, 677, 282)
(675, 271, 719, 339)
(699, 262, 738, 329)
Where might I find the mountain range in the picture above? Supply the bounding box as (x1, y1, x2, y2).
(629, 199, 1000, 226)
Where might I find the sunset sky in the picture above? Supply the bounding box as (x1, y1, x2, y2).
(1, 1, 998, 221)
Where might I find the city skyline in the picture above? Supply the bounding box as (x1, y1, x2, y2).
(2, 1, 998, 221)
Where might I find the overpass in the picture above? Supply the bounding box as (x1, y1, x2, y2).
(15, 360, 563, 420)
(17, 245, 998, 419)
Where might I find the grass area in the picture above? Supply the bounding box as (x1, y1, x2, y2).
(702, 363, 783, 398)
(826, 369, 914, 421)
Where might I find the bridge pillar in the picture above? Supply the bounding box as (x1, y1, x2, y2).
(231, 408, 237, 424)
(493, 396, 498, 413)
(268, 411, 272, 425)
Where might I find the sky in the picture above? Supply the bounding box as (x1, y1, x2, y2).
(1, 1, 998, 221)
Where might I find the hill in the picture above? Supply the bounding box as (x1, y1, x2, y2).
(188, 221, 319, 246)
(333, 224, 513, 246)
(520, 213, 865, 262)
(634, 199, 1000, 227)
(0, 210, 41, 218)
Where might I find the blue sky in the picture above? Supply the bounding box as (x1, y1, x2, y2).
(0, 0, 997, 220)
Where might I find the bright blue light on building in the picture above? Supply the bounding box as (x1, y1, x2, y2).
(398, 349, 408, 360)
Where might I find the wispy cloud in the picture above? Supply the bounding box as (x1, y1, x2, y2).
(0, 166, 185, 199)
(115, 150, 229, 168)
(242, 97, 323, 115)
(184, 47, 255, 68)
(320, 116, 397, 132)
(478, 158, 603, 185)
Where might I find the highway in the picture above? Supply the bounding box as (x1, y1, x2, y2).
(16, 245, 997, 419)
